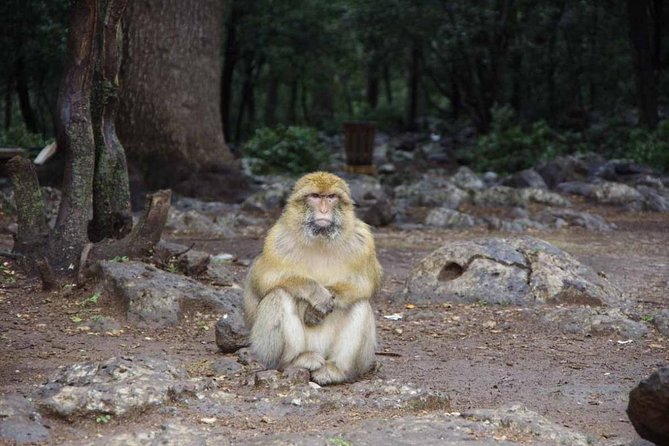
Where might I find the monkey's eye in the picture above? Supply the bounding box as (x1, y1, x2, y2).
(308, 193, 320, 199)
(326, 194, 337, 200)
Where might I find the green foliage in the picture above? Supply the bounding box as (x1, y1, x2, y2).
(461, 106, 579, 173)
(617, 122, 669, 172)
(328, 438, 353, 446)
(95, 414, 112, 424)
(0, 125, 49, 149)
(0, 262, 16, 284)
(243, 126, 330, 175)
(81, 292, 101, 306)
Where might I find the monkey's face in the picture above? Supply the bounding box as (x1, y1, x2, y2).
(304, 193, 342, 238)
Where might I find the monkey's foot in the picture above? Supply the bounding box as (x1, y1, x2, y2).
(291, 352, 326, 371)
(311, 362, 347, 385)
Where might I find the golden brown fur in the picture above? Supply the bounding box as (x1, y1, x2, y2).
(243, 172, 381, 385)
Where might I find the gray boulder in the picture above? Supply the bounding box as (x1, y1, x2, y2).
(38, 356, 207, 419)
(556, 181, 594, 197)
(653, 309, 669, 336)
(346, 176, 396, 226)
(401, 236, 623, 306)
(241, 180, 292, 213)
(590, 181, 644, 205)
(503, 168, 548, 189)
(166, 208, 236, 237)
(627, 367, 669, 445)
(394, 175, 468, 208)
(537, 154, 604, 188)
(94, 261, 244, 333)
(215, 313, 249, 353)
(483, 216, 548, 232)
(542, 307, 648, 339)
(0, 394, 49, 444)
(451, 166, 485, 191)
(637, 185, 669, 212)
(535, 208, 614, 231)
(473, 187, 570, 208)
(425, 208, 478, 229)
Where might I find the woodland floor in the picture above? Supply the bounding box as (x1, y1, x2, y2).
(0, 203, 668, 445)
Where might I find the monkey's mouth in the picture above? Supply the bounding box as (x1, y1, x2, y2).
(313, 218, 333, 227)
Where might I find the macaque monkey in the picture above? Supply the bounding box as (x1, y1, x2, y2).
(243, 172, 382, 385)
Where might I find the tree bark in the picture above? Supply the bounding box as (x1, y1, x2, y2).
(4, 67, 12, 130)
(15, 52, 39, 134)
(9, 0, 172, 285)
(627, 0, 659, 129)
(264, 74, 279, 127)
(118, 0, 236, 188)
(406, 42, 422, 131)
(366, 61, 379, 110)
(221, 3, 241, 142)
(89, 0, 132, 242)
(52, 0, 98, 272)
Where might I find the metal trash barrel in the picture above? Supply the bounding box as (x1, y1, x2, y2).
(343, 121, 376, 175)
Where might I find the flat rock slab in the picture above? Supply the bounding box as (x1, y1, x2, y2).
(401, 236, 624, 306)
(543, 307, 648, 339)
(37, 356, 208, 419)
(94, 260, 244, 328)
(0, 394, 50, 444)
(83, 404, 590, 445)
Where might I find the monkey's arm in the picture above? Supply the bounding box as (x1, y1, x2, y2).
(250, 256, 334, 314)
(328, 257, 382, 306)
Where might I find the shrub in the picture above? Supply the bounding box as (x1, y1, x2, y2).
(461, 106, 581, 173)
(0, 125, 48, 149)
(617, 122, 669, 172)
(243, 126, 330, 175)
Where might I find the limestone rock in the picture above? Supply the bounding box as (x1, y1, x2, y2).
(542, 307, 647, 339)
(401, 236, 623, 306)
(394, 175, 468, 208)
(0, 394, 49, 444)
(38, 356, 207, 419)
(425, 208, 478, 229)
(94, 261, 244, 328)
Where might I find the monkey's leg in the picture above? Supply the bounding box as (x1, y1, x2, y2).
(250, 289, 309, 369)
(311, 301, 377, 385)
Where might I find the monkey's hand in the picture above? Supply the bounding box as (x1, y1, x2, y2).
(304, 304, 327, 326)
(303, 284, 334, 326)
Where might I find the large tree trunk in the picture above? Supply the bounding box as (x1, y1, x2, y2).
(627, 0, 660, 129)
(118, 0, 237, 190)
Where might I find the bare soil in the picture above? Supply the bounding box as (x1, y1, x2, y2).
(0, 203, 668, 444)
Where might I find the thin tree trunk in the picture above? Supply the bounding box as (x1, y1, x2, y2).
(235, 59, 253, 141)
(383, 64, 393, 105)
(366, 62, 379, 110)
(4, 68, 12, 130)
(627, 0, 659, 129)
(264, 74, 279, 126)
(406, 42, 422, 131)
(52, 0, 98, 272)
(221, 3, 240, 143)
(288, 79, 298, 124)
(16, 53, 39, 134)
(90, 0, 132, 242)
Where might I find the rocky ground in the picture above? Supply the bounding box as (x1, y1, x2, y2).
(1, 144, 668, 445)
(0, 205, 667, 445)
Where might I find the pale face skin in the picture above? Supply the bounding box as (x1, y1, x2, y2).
(306, 193, 339, 227)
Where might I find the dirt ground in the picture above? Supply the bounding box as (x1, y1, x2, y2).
(0, 203, 667, 445)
